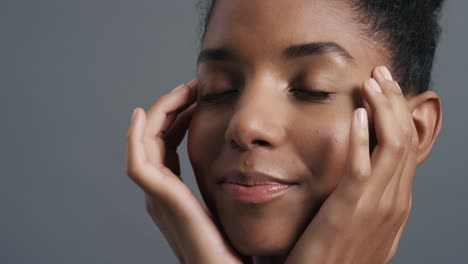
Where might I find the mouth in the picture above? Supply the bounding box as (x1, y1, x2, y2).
(218, 171, 298, 204)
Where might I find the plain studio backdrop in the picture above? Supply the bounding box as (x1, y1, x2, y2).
(1, 1, 467, 263)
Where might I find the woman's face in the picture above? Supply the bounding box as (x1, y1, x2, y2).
(188, 0, 389, 256)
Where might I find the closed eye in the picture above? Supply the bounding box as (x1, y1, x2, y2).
(290, 89, 332, 101)
(199, 90, 239, 105)
(199, 88, 332, 105)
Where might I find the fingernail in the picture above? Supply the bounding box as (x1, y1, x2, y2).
(131, 108, 138, 124)
(378, 66, 393, 81)
(395, 82, 403, 93)
(170, 83, 186, 93)
(357, 108, 367, 128)
(367, 78, 382, 93)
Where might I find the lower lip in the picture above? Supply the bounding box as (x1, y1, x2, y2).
(220, 183, 295, 204)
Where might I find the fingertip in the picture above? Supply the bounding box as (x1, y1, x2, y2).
(128, 108, 139, 135)
(373, 66, 404, 95)
(372, 65, 392, 82)
(131, 108, 138, 123)
(347, 108, 372, 183)
(350, 108, 369, 145)
(127, 108, 148, 175)
(357, 108, 368, 129)
(131, 107, 147, 137)
(350, 108, 369, 152)
(377, 66, 393, 81)
(132, 107, 142, 121)
(132, 107, 145, 124)
(366, 78, 382, 94)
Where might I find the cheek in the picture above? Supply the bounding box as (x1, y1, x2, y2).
(322, 121, 351, 190)
(187, 110, 225, 177)
(297, 118, 351, 195)
(322, 121, 351, 175)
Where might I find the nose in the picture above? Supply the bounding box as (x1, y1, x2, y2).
(224, 80, 286, 151)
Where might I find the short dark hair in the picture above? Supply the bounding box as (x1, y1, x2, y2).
(196, 0, 445, 96)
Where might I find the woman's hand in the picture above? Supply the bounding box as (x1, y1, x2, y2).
(285, 66, 419, 264)
(125, 81, 243, 264)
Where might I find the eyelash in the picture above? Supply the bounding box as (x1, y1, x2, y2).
(200, 90, 239, 105)
(199, 88, 332, 105)
(289, 88, 332, 101)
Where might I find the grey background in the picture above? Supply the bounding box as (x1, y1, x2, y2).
(1, 0, 466, 263)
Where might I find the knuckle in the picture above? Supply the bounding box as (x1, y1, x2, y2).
(384, 138, 405, 155)
(400, 123, 413, 142)
(350, 166, 371, 181)
(378, 196, 396, 220)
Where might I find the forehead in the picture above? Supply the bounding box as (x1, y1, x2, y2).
(202, 0, 385, 68)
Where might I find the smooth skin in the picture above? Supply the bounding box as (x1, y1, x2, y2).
(126, 81, 243, 264)
(126, 69, 442, 263)
(126, 0, 442, 263)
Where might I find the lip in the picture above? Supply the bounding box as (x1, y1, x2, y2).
(218, 171, 297, 203)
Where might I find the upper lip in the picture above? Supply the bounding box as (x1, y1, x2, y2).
(218, 170, 297, 186)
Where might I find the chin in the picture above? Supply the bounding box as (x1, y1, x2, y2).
(229, 229, 293, 257)
(209, 195, 318, 257)
(224, 212, 311, 257)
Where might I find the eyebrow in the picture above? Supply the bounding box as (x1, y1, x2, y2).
(197, 48, 238, 65)
(283, 41, 355, 62)
(197, 41, 355, 65)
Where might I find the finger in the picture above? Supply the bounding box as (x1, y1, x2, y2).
(373, 66, 406, 101)
(126, 107, 151, 186)
(372, 66, 417, 212)
(143, 81, 198, 166)
(335, 108, 371, 204)
(373, 66, 414, 148)
(163, 103, 197, 176)
(362, 78, 403, 196)
(373, 66, 419, 204)
(378, 120, 416, 222)
(165, 101, 197, 149)
(149, 81, 197, 137)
